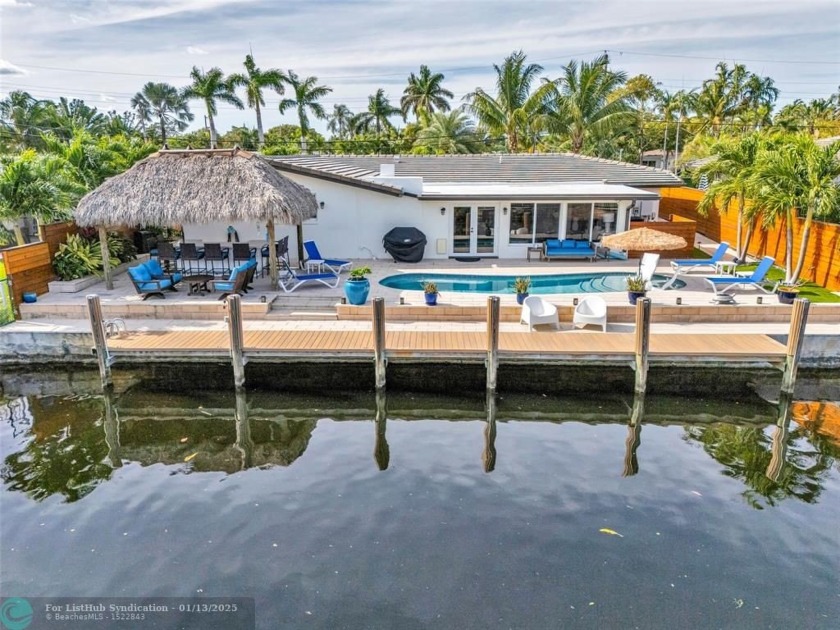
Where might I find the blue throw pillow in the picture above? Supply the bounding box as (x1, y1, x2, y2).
(130, 265, 151, 282)
(146, 260, 164, 276)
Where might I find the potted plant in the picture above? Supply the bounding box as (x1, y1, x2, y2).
(343, 266, 372, 305)
(514, 276, 531, 305)
(423, 281, 438, 306)
(775, 280, 802, 305)
(626, 274, 647, 305)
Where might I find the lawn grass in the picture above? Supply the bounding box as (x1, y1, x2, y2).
(691, 247, 711, 259)
(736, 263, 840, 303)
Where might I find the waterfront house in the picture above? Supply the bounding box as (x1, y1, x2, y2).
(183, 153, 683, 261)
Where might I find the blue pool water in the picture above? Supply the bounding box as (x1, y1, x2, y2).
(380, 272, 683, 294)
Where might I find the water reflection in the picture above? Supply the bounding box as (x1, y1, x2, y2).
(3, 387, 838, 508)
(623, 394, 644, 477)
(482, 392, 497, 473)
(374, 390, 389, 471)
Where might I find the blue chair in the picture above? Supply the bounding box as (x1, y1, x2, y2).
(278, 258, 339, 293)
(303, 240, 351, 274)
(208, 260, 256, 300)
(663, 242, 730, 288)
(705, 256, 776, 295)
(146, 258, 183, 284)
(128, 263, 177, 300)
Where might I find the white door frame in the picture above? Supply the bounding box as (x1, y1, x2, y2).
(451, 205, 498, 255)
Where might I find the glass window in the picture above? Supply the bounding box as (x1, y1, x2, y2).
(533, 203, 560, 243)
(566, 203, 592, 240)
(592, 203, 618, 242)
(508, 203, 534, 244)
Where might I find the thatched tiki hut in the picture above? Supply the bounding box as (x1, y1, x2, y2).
(74, 148, 318, 290)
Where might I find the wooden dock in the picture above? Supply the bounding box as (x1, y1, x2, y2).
(106, 328, 787, 365)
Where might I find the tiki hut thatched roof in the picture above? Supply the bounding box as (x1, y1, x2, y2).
(601, 227, 687, 251)
(74, 148, 318, 227)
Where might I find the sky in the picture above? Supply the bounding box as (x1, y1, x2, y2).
(1, 0, 839, 135)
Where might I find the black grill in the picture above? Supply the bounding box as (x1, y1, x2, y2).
(382, 227, 427, 263)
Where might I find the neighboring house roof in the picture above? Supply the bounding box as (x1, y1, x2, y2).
(420, 182, 660, 201)
(267, 153, 683, 197)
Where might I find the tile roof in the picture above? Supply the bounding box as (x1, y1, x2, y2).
(268, 153, 684, 189)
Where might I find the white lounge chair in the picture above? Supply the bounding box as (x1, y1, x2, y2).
(278, 259, 340, 293)
(520, 296, 560, 330)
(639, 253, 660, 290)
(573, 296, 607, 332)
(663, 242, 730, 289)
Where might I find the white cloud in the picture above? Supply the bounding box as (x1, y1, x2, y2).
(0, 59, 27, 75)
(186, 46, 208, 56)
(70, 14, 92, 24)
(100, 94, 116, 102)
(0, 0, 34, 8)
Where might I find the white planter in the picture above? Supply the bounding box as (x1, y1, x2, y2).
(48, 255, 148, 293)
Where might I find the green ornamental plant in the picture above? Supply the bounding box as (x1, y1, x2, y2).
(348, 266, 372, 280)
(53, 234, 103, 280)
(423, 281, 438, 295)
(626, 274, 647, 292)
(514, 276, 531, 294)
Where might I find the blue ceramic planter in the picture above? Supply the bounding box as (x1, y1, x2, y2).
(516, 292, 529, 305)
(344, 278, 370, 305)
(628, 291, 646, 305)
(424, 292, 438, 306)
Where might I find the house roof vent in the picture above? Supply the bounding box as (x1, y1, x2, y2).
(379, 163, 396, 177)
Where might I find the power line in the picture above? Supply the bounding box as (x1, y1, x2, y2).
(606, 49, 840, 66)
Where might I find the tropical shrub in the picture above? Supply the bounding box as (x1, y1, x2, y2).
(53, 234, 102, 280)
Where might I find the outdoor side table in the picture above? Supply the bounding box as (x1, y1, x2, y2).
(715, 261, 737, 275)
(527, 246, 543, 262)
(183, 274, 214, 295)
(306, 259, 325, 273)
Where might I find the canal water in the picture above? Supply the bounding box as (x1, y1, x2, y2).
(1, 377, 838, 629)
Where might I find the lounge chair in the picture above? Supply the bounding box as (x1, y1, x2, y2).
(303, 240, 351, 274)
(520, 296, 560, 330)
(127, 261, 179, 300)
(705, 256, 776, 295)
(639, 253, 660, 290)
(662, 242, 730, 289)
(278, 259, 339, 293)
(208, 260, 257, 300)
(573, 296, 607, 332)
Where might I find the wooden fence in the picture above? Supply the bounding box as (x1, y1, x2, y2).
(39, 221, 77, 260)
(660, 187, 840, 290)
(627, 215, 696, 259)
(2, 242, 53, 317)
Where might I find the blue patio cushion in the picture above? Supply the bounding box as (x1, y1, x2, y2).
(213, 281, 236, 291)
(129, 265, 151, 283)
(560, 239, 576, 248)
(137, 278, 172, 291)
(576, 240, 592, 248)
(545, 239, 561, 249)
(227, 264, 244, 281)
(146, 259, 165, 276)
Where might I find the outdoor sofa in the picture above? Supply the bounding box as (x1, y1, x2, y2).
(543, 239, 597, 261)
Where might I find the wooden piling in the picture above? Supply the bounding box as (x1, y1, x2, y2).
(98, 226, 113, 291)
(102, 384, 122, 468)
(781, 298, 809, 395)
(766, 391, 793, 482)
(234, 386, 253, 471)
(486, 296, 500, 392)
(266, 218, 279, 291)
(373, 297, 387, 390)
(226, 294, 246, 388)
(374, 389, 389, 471)
(86, 294, 112, 386)
(633, 297, 652, 394)
(483, 390, 497, 473)
(623, 393, 644, 477)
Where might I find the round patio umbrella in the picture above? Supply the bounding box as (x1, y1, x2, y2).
(601, 227, 687, 251)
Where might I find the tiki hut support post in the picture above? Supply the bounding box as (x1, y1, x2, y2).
(266, 217, 279, 291)
(98, 226, 113, 290)
(296, 223, 305, 269)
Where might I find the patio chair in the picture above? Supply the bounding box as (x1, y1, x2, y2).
(180, 242, 205, 274)
(303, 240, 351, 274)
(573, 296, 607, 332)
(639, 253, 660, 290)
(156, 241, 180, 272)
(261, 236, 291, 277)
(520, 296, 560, 330)
(663, 242, 730, 289)
(145, 258, 183, 285)
(277, 258, 339, 293)
(208, 260, 256, 300)
(127, 263, 176, 300)
(705, 256, 776, 295)
(233, 242, 256, 266)
(203, 242, 231, 276)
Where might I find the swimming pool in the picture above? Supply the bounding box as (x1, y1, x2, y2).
(380, 272, 683, 294)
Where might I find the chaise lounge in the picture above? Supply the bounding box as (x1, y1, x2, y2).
(278, 259, 340, 293)
(705, 256, 776, 296)
(543, 239, 596, 261)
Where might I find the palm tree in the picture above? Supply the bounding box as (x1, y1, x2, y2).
(751, 136, 840, 283)
(413, 109, 481, 154)
(352, 89, 402, 137)
(130, 92, 153, 139)
(0, 150, 81, 245)
(327, 104, 353, 139)
(183, 66, 244, 148)
(697, 133, 764, 259)
(546, 54, 630, 154)
(228, 54, 286, 149)
(44, 97, 108, 139)
(0, 90, 53, 150)
(278, 71, 332, 153)
(465, 50, 551, 152)
(134, 82, 193, 145)
(401, 65, 453, 125)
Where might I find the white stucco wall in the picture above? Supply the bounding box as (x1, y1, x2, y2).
(182, 173, 661, 262)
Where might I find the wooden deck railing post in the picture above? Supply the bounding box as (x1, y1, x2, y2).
(98, 226, 113, 291)
(634, 297, 652, 394)
(226, 294, 247, 388)
(86, 294, 112, 387)
(373, 297, 387, 390)
(486, 296, 500, 392)
(781, 298, 809, 395)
